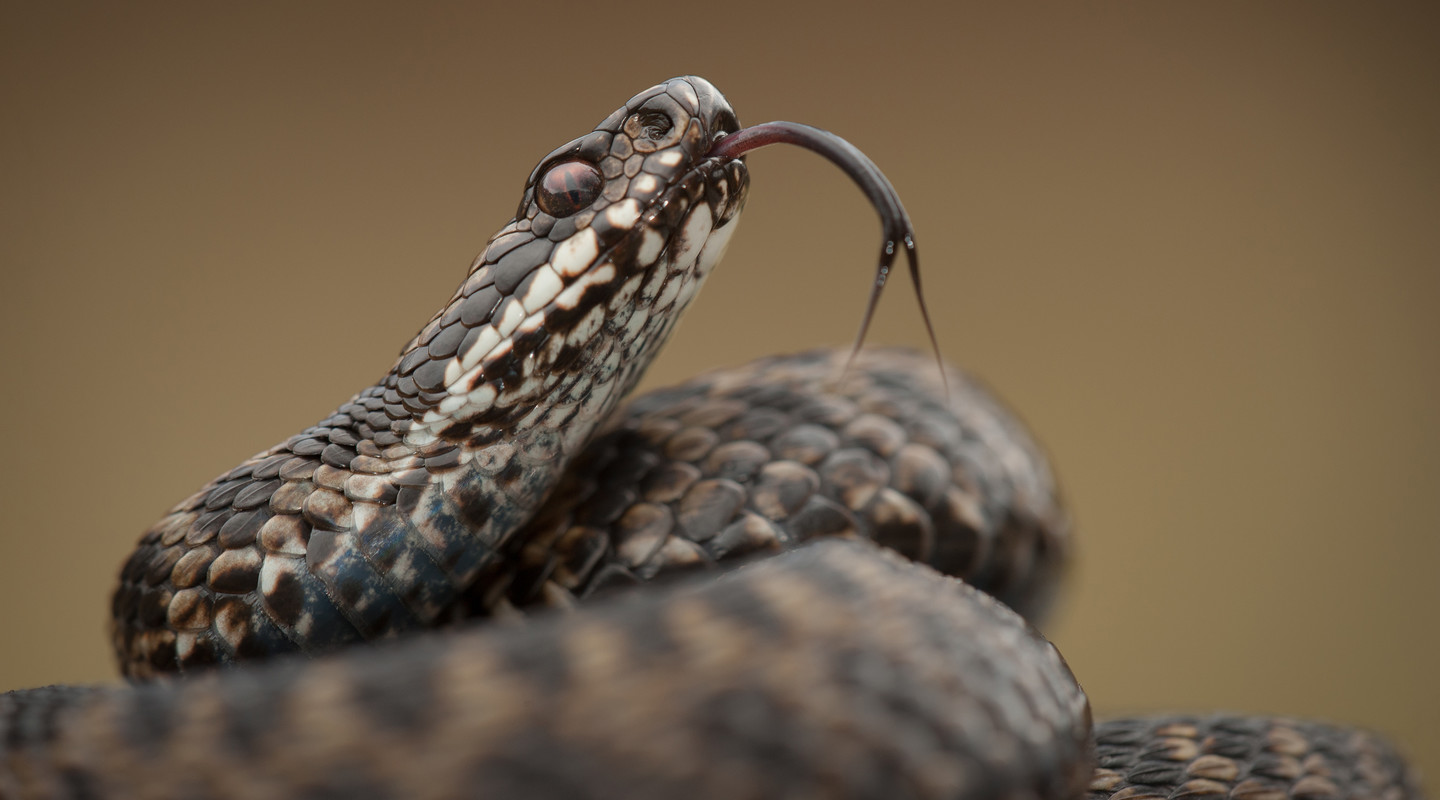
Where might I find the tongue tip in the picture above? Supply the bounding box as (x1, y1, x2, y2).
(708, 119, 942, 370)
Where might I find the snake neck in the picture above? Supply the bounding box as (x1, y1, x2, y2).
(359, 158, 748, 585)
(368, 155, 748, 549)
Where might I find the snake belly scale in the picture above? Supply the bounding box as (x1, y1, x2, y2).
(0, 77, 1424, 800)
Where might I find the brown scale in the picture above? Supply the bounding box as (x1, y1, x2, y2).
(447, 346, 1070, 624)
(8, 546, 1424, 800)
(1087, 716, 1423, 800)
(2, 542, 1095, 800)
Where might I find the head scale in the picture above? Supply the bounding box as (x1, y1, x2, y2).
(387, 77, 748, 455)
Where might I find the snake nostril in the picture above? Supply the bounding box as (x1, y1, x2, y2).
(537, 160, 603, 217)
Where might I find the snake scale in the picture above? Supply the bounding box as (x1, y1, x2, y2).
(0, 77, 1423, 800)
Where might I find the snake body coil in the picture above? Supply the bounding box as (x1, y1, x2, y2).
(0, 77, 1423, 800)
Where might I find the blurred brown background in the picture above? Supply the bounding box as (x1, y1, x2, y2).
(2, 0, 1436, 777)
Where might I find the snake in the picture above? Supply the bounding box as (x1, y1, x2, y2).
(0, 76, 1422, 800)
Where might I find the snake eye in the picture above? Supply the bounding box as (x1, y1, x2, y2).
(537, 160, 603, 217)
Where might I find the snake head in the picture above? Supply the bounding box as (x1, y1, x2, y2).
(397, 77, 750, 451)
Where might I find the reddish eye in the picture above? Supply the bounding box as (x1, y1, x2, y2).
(537, 160, 603, 217)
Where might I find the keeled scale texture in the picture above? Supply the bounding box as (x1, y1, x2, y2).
(1089, 716, 1423, 800)
(447, 346, 1070, 624)
(3, 542, 1092, 800)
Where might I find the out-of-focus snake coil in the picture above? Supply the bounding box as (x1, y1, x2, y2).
(0, 77, 1423, 800)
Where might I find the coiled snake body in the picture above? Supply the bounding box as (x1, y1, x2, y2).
(0, 77, 1422, 800)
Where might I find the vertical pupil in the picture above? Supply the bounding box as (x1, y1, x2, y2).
(538, 161, 601, 216)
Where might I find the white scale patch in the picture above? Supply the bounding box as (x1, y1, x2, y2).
(522, 266, 563, 313)
(632, 174, 658, 195)
(656, 270, 683, 309)
(623, 306, 650, 339)
(350, 502, 381, 533)
(675, 273, 704, 309)
(443, 356, 463, 389)
(694, 216, 739, 281)
(656, 150, 683, 168)
(438, 394, 467, 415)
(495, 298, 526, 337)
(551, 228, 599, 278)
(516, 309, 545, 336)
(604, 198, 641, 230)
(465, 384, 497, 413)
(669, 206, 714, 276)
(636, 228, 665, 267)
(668, 218, 737, 315)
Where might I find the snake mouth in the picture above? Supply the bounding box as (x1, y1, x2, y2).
(708, 122, 942, 378)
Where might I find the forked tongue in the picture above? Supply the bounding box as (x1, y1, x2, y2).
(709, 122, 945, 392)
